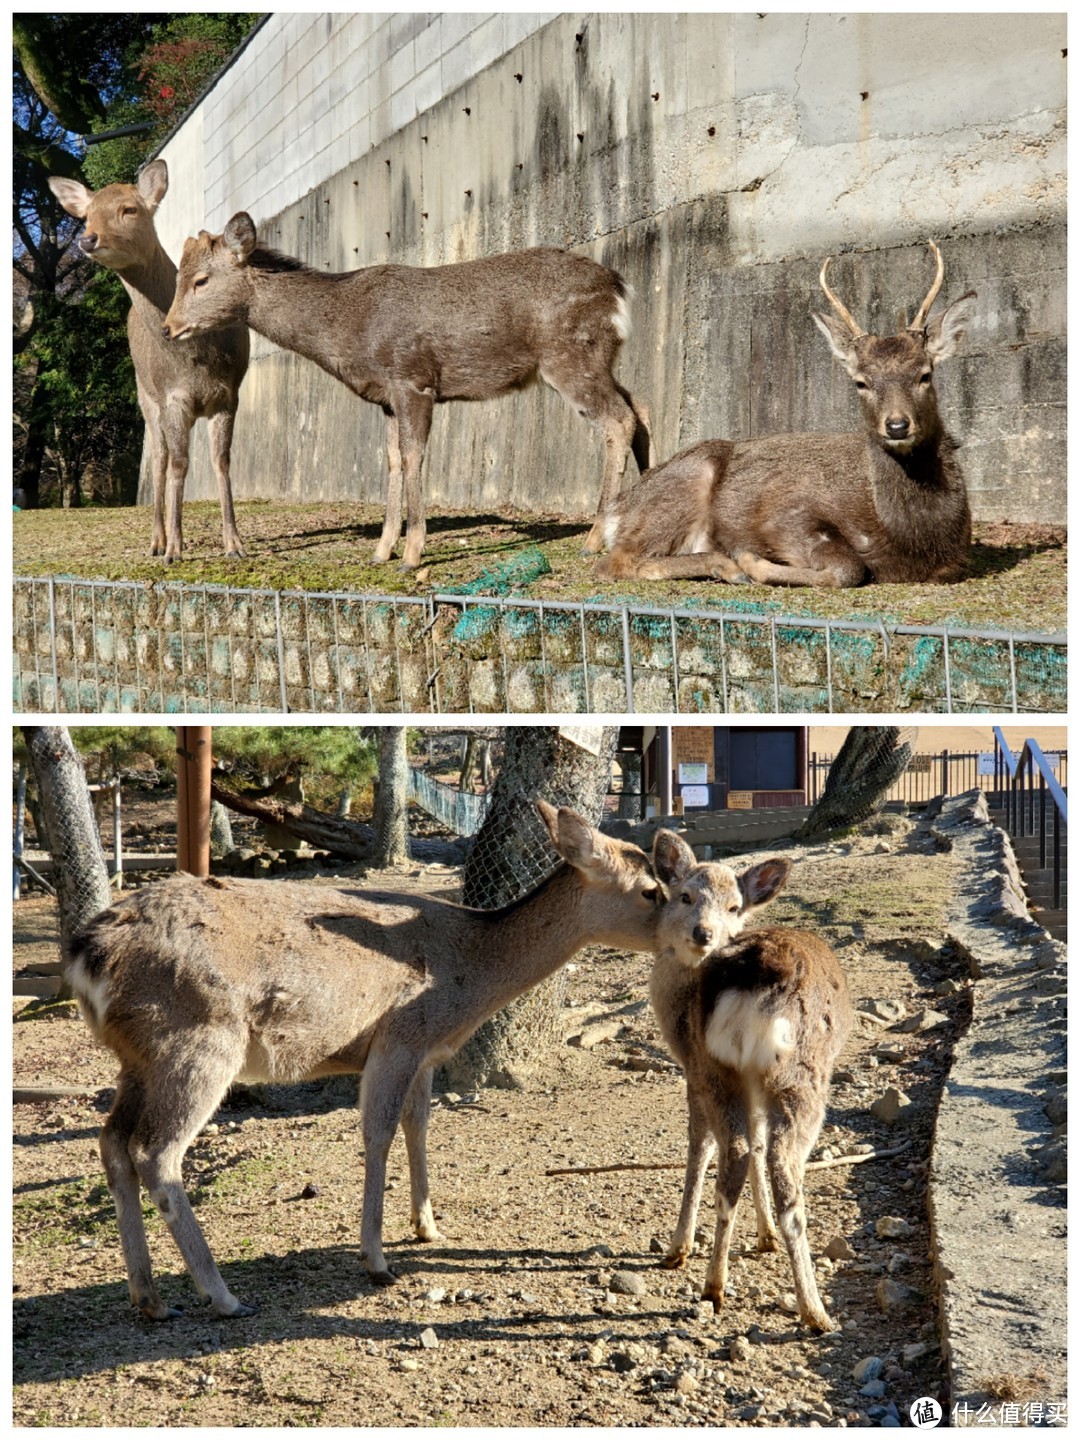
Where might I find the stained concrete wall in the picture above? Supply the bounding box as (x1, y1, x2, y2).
(150, 11, 1067, 526)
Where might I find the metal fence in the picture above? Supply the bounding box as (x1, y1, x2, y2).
(407, 766, 490, 836)
(993, 729, 1068, 912)
(14, 575, 1067, 715)
(809, 747, 1068, 808)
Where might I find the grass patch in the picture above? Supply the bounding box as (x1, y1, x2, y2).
(13, 502, 1067, 633)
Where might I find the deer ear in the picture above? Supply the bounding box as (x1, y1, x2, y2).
(925, 290, 976, 363)
(812, 311, 859, 375)
(545, 805, 604, 872)
(136, 160, 168, 210)
(48, 176, 93, 219)
(653, 830, 696, 887)
(739, 858, 790, 910)
(223, 212, 258, 264)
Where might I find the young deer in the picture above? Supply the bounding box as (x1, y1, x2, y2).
(48, 161, 248, 561)
(598, 240, 976, 588)
(649, 832, 853, 1331)
(66, 802, 661, 1320)
(161, 214, 652, 569)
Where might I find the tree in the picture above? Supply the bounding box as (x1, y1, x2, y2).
(444, 726, 619, 1090)
(796, 726, 919, 839)
(371, 727, 410, 867)
(21, 726, 113, 996)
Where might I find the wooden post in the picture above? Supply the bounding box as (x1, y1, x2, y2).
(176, 727, 212, 877)
(112, 777, 123, 890)
(658, 726, 673, 817)
(13, 762, 27, 902)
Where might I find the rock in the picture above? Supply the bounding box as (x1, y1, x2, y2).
(571, 1018, 627, 1050)
(300, 1181, 321, 1200)
(875, 1216, 914, 1240)
(398, 1357, 420, 1372)
(778, 1293, 799, 1314)
(902, 1341, 931, 1365)
(886, 1252, 912, 1273)
(861, 999, 907, 1024)
(729, 1335, 752, 1363)
(649, 1236, 665, 1254)
(876, 1278, 918, 1311)
(675, 1372, 698, 1395)
(582, 1244, 615, 1259)
(609, 1270, 648, 1297)
(1044, 1091, 1067, 1126)
(870, 1087, 914, 1124)
(873, 1043, 906, 1063)
(859, 1379, 887, 1398)
(873, 842, 892, 854)
(896, 1008, 948, 1033)
(853, 1356, 884, 1384)
(825, 1235, 856, 1261)
(610, 1350, 636, 1373)
(441, 1092, 462, 1105)
(424, 1287, 447, 1304)
(418, 1327, 439, 1349)
(933, 978, 961, 995)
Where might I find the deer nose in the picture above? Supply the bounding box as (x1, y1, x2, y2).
(161, 323, 173, 340)
(692, 924, 713, 949)
(80, 233, 98, 253)
(885, 416, 911, 439)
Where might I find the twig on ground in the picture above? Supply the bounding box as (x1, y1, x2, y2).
(545, 1139, 912, 1179)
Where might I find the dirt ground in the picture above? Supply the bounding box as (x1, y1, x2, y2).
(11, 501, 1067, 632)
(13, 815, 969, 1428)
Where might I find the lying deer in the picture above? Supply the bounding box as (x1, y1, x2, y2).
(161, 214, 652, 569)
(66, 801, 661, 1319)
(649, 832, 853, 1331)
(48, 161, 249, 561)
(598, 240, 976, 587)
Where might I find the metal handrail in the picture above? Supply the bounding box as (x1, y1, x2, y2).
(992, 727, 1067, 912)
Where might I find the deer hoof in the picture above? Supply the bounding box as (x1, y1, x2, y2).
(801, 1306, 836, 1333)
(137, 1299, 184, 1322)
(660, 1251, 688, 1271)
(220, 1298, 258, 1318)
(702, 1285, 726, 1314)
(367, 1268, 398, 1287)
(756, 1233, 779, 1253)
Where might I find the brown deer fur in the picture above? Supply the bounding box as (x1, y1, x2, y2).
(48, 161, 249, 561)
(598, 241, 976, 588)
(649, 833, 853, 1331)
(162, 215, 652, 569)
(65, 802, 662, 1319)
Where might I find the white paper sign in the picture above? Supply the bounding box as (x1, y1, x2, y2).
(678, 762, 709, 785)
(681, 785, 711, 808)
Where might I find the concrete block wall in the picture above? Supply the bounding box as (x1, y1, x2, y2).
(151, 11, 1067, 527)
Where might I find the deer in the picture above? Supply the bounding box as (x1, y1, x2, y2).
(161, 213, 652, 570)
(597, 240, 977, 588)
(47, 160, 249, 562)
(648, 831, 853, 1331)
(64, 801, 662, 1320)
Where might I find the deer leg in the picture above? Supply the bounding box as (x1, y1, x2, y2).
(734, 549, 866, 589)
(767, 1092, 834, 1331)
(748, 1088, 778, 1252)
(702, 1095, 752, 1312)
(160, 404, 194, 564)
(401, 1065, 444, 1242)
(615, 382, 654, 474)
(541, 364, 637, 553)
(598, 550, 749, 583)
(140, 388, 169, 558)
(128, 1038, 253, 1318)
(98, 1072, 181, 1321)
(373, 410, 404, 564)
(663, 1088, 717, 1268)
(396, 389, 434, 571)
(207, 409, 245, 558)
(358, 1046, 424, 1283)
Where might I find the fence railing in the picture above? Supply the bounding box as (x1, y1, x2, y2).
(407, 767, 490, 837)
(992, 728, 1068, 911)
(13, 575, 1067, 716)
(809, 747, 1068, 808)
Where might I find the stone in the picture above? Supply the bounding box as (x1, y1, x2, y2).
(675, 1372, 698, 1395)
(862, 998, 907, 1024)
(852, 1356, 884, 1384)
(933, 978, 961, 995)
(875, 1216, 914, 1240)
(902, 1341, 931, 1366)
(1044, 1091, 1067, 1126)
(896, 1008, 948, 1033)
(859, 1379, 887, 1398)
(425, 1287, 447, 1304)
(418, 1327, 439, 1349)
(610, 1350, 636, 1373)
(877, 1277, 918, 1311)
(729, 1336, 752, 1363)
(824, 1235, 856, 1261)
(609, 1270, 648, 1297)
(870, 1088, 914, 1124)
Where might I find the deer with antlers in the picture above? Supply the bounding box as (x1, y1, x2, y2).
(597, 240, 977, 588)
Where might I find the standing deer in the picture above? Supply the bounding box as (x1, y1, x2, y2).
(66, 801, 662, 1319)
(48, 161, 248, 561)
(598, 240, 976, 588)
(648, 832, 853, 1331)
(161, 214, 652, 569)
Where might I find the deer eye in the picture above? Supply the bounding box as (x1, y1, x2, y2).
(680, 892, 692, 905)
(854, 379, 869, 392)
(642, 886, 659, 904)
(193, 275, 209, 290)
(918, 371, 933, 386)
(727, 903, 740, 914)
(121, 206, 137, 218)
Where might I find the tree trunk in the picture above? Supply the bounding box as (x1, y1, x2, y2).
(210, 781, 372, 858)
(796, 726, 919, 839)
(371, 727, 409, 868)
(21, 726, 113, 996)
(209, 798, 234, 858)
(444, 726, 619, 1092)
(617, 750, 643, 820)
(263, 773, 304, 851)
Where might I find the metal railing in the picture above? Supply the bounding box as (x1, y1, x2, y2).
(13, 575, 1067, 715)
(407, 766, 490, 837)
(809, 747, 1068, 808)
(992, 728, 1068, 911)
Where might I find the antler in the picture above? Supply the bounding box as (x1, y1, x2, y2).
(909, 239, 945, 331)
(819, 255, 864, 338)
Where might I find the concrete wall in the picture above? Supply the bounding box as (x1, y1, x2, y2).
(151, 11, 1067, 526)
